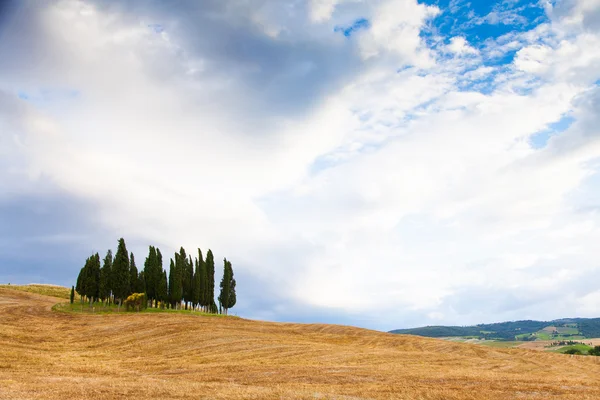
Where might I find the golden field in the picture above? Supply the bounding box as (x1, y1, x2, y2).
(2, 287, 600, 399)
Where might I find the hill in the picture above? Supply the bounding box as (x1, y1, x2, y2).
(390, 318, 600, 341)
(2, 286, 600, 399)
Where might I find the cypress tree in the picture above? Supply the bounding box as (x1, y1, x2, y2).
(179, 248, 193, 310)
(192, 249, 204, 311)
(199, 250, 208, 312)
(76, 264, 86, 304)
(70, 285, 75, 304)
(112, 238, 130, 310)
(218, 258, 230, 315)
(156, 248, 163, 308)
(129, 252, 138, 295)
(135, 270, 146, 294)
(158, 270, 168, 309)
(85, 253, 101, 306)
(171, 253, 184, 309)
(99, 249, 113, 305)
(168, 258, 181, 309)
(143, 246, 158, 307)
(205, 249, 215, 313)
(218, 258, 236, 315)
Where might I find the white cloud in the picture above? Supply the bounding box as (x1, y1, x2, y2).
(309, 0, 341, 22)
(2, 0, 600, 329)
(357, 0, 440, 66)
(446, 36, 479, 55)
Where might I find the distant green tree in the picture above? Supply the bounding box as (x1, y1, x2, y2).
(589, 346, 600, 356)
(205, 249, 215, 313)
(99, 249, 113, 305)
(70, 285, 75, 304)
(112, 238, 130, 310)
(218, 258, 236, 315)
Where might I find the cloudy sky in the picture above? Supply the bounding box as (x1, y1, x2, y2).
(1, 0, 600, 331)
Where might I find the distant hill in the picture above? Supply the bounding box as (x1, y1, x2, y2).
(390, 318, 600, 341)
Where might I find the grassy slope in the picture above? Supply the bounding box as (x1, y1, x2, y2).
(3, 286, 600, 399)
(0, 284, 74, 300)
(551, 344, 594, 354)
(53, 300, 232, 318)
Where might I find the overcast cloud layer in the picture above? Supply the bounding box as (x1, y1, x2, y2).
(1, 0, 600, 331)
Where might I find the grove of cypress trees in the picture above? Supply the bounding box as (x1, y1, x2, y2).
(205, 249, 215, 313)
(112, 238, 130, 310)
(74, 240, 238, 314)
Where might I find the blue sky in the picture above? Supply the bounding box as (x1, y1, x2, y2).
(1, 0, 600, 331)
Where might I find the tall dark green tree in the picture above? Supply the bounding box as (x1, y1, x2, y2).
(70, 285, 75, 304)
(75, 264, 86, 304)
(143, 246, 159, 307)
(112, 238, 130, 310)
(218, 258, 236, 315)
(180, 248, 193, 310)
(168, 258, 175, 308)
(135, 270, 146, 294)
(99, 249, 113, 305)
(192, 249, 204, 311)
(129, 252, 138, 295)
(171, 252, 184, 309)
(205, 249, 215, 313)
(156, 247, 164, 307)
(199, 250, 209, 312)
(85, 253, 101, 305)
(158, 270, 168, 309)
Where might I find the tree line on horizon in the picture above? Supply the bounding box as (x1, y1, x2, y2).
(75, 238, 236, 315)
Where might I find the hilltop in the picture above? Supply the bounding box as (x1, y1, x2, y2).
(2, 285, 600, 399)
(390, 318, 600, 341)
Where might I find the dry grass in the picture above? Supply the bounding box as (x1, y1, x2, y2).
(2, 287, 600, 399)
(0, 284, 75, 300)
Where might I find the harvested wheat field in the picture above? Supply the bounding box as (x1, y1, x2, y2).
(2, 287, 600, 399)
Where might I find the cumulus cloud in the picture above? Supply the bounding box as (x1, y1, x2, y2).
(1, 0, 600, 330)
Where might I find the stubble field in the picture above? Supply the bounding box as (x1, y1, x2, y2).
(2, 286, 600, 399)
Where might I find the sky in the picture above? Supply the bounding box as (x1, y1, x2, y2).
(1, 0, 600, 331)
